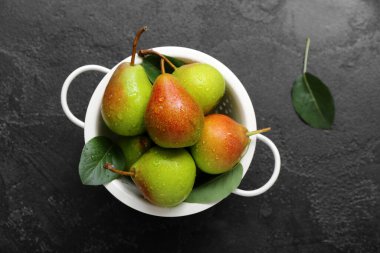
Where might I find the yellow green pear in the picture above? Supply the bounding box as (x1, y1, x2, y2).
(105, 146, 196, 207)
(173, 63, 225, 114)
(101, 26, 152, 136)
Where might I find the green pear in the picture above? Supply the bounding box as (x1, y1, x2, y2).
(145, 60, 204, 148)
(173, 63, 225, 114)
(117, 135, 153, 168)
(191, 114, 270, 174)
(105, 146, 196, 207)
(101, 26, 152, 136)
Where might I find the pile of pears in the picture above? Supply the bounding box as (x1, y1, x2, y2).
(101, 27, 268, 207)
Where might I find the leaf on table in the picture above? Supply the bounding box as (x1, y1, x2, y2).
(79, 136, 126, 185)
(185, 163, 243, 203)
(291, 72, 335, 129)
(291, 38, 335, 129)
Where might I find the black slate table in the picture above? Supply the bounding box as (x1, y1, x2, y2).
(1, 0, 379, 252)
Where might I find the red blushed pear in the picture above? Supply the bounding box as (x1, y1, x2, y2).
(144, 59, 204, 148)
(139, 49, 225, 114)
(190, 114, 270, 174)
(101, 26, 152, 136)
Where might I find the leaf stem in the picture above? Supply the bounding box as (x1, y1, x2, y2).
(138, 49, 177, 70)
(246, 127, 271, 137)
(104, 163, 135, 177)
(303, 37, 311, 73)
(131, 26, 148, 66)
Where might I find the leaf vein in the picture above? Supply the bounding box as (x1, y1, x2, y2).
(303, 74, 329, 125)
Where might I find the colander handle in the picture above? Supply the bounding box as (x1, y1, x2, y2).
(61, 65, 110, 128)
(233, 134, 281, 197)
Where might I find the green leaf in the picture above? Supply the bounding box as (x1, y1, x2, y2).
(141, 55, 186, 83)
(141, 56, 161, 83)
(185, 163, 243, 203)
(291, 72, 335, 129)
(79, 136, 126, 185)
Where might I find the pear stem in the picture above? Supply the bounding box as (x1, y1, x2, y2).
(303, 37, 310, 74)
(138, 49, 177, 70)
(130, 26, 148, 66)
(246, 127, 271, 137)
(160, 58, 166, 74)
(104, 163, 135, 177)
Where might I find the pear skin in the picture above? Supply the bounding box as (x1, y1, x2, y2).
(131, 147, 196, 207)
(173, 63, 225, 114)
(101, 63, 152, 136)
(190, 114, 249, 174)
(145, 73, 204, 148)
(117, 135, 153, 168)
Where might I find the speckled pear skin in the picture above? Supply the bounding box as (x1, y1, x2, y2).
(101, 63, 152, 136)
(131, 147, 196, 207)
(173, 63, 225, 114)
(191, 114, 250, 174)
(145, 73, 204, 148)
(117, 135, 153, 169)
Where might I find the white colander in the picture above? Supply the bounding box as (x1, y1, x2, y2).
(61, 47, 281, 217)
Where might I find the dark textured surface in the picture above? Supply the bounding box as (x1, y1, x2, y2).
(1, 0, 380, 252)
